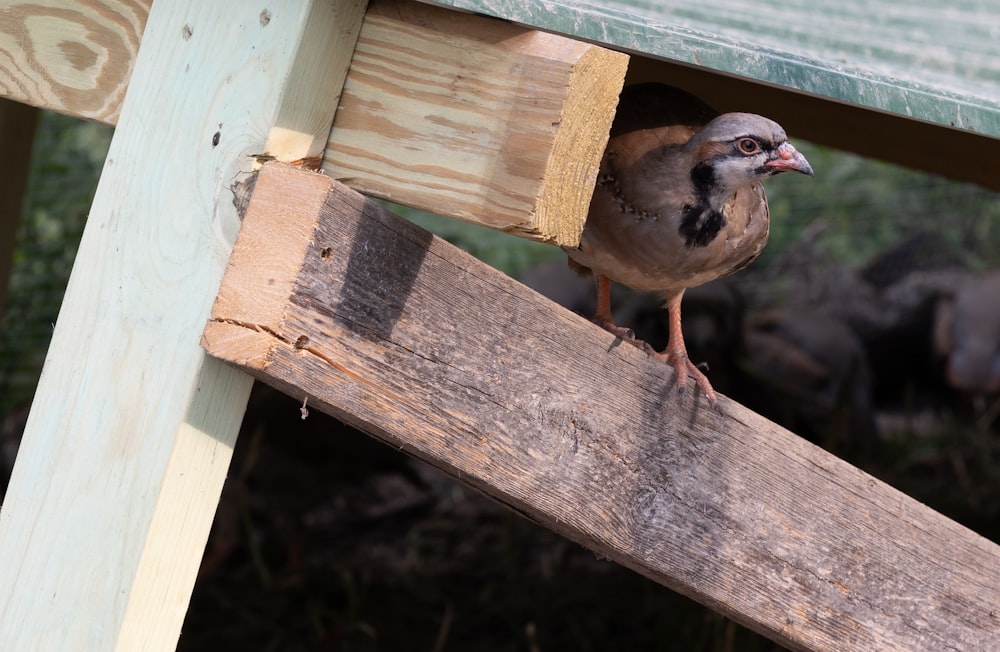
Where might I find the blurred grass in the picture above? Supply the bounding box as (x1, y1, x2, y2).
(0, 113, 112, 417)
(762, 141, 1000, 270)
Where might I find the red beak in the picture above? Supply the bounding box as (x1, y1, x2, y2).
(765, 142, 814, 176)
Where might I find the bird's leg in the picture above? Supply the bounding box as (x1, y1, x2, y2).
(653, 292, 718, 405)
(591, 273, 636, 342)
(589, 276, 716, 405)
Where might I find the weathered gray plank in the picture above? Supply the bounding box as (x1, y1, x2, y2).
(204, 163, 1000, 652)
(421, 0, 1000, 139)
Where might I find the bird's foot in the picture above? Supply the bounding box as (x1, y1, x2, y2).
(590, 315, 718, 407)
(591, 316, 637, 344)
(652, 349, 719, 407)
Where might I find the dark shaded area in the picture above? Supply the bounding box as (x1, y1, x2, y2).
(332, 197, 434, 342)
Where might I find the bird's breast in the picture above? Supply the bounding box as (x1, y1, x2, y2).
(567, 183, 769, 293)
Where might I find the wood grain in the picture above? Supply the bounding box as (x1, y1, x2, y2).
(0, 2, 366, 650)
(204, 162, 1000, 652)
(323, 0, 627, 244)
(0, 0, 625, 245)
(0, 0, 150, 123)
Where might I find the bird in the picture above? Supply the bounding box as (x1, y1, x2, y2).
(565, 83, 814, 404)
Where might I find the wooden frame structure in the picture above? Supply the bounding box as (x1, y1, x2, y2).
(1, 1, 998, 650)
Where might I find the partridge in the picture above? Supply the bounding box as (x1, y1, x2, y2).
(566, 83, 814, 404)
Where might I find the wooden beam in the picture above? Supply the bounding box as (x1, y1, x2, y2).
(4, 1, 998, 192)
(204, 162, 1000, 652)
(322, 0, 628, 245)
(0, 99, 39, 317)
(0, 0, 150, 124)
(0, 2, 366, 650)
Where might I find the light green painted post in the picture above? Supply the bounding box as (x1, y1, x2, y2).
(0, 1, 365, 649)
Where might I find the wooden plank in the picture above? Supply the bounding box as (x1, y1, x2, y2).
(322, 0, 628, 245)
(0, 0, 626, 245)
(0, 0, 151, 124)
(204, 162, 1000, 652)
(0, 99, 39, 317)
(0, 2, 366, 650)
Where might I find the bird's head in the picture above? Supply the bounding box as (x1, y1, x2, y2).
(684, 112, 813, 204)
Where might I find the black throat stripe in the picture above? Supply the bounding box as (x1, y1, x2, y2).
(679, 204, 726, 247)
(680, 162, 726, 247)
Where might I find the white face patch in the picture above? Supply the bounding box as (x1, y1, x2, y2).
(707, 152, 769, 199)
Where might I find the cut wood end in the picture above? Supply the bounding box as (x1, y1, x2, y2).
(263, 126, 327, 168)
(535, 46, 629, 247)
(210, 162, 333, 326)
(201, 320, 279, 371)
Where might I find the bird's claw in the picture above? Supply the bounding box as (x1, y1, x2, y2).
(590, 315, 719, 408)
(591, 317, 636, 343)
(652, 350, 719, 408)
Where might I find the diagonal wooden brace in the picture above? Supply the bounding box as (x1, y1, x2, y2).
(204, 162, 1000, 652)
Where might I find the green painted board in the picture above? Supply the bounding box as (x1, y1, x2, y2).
(421, 0, 1000, 139)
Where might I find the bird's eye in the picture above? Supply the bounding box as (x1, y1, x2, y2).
(737, 138, 760, 154)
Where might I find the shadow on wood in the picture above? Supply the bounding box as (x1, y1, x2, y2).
(203, 162, 1000, 652)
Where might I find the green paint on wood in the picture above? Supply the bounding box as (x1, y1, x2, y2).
(422, 0, 1000, 138)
